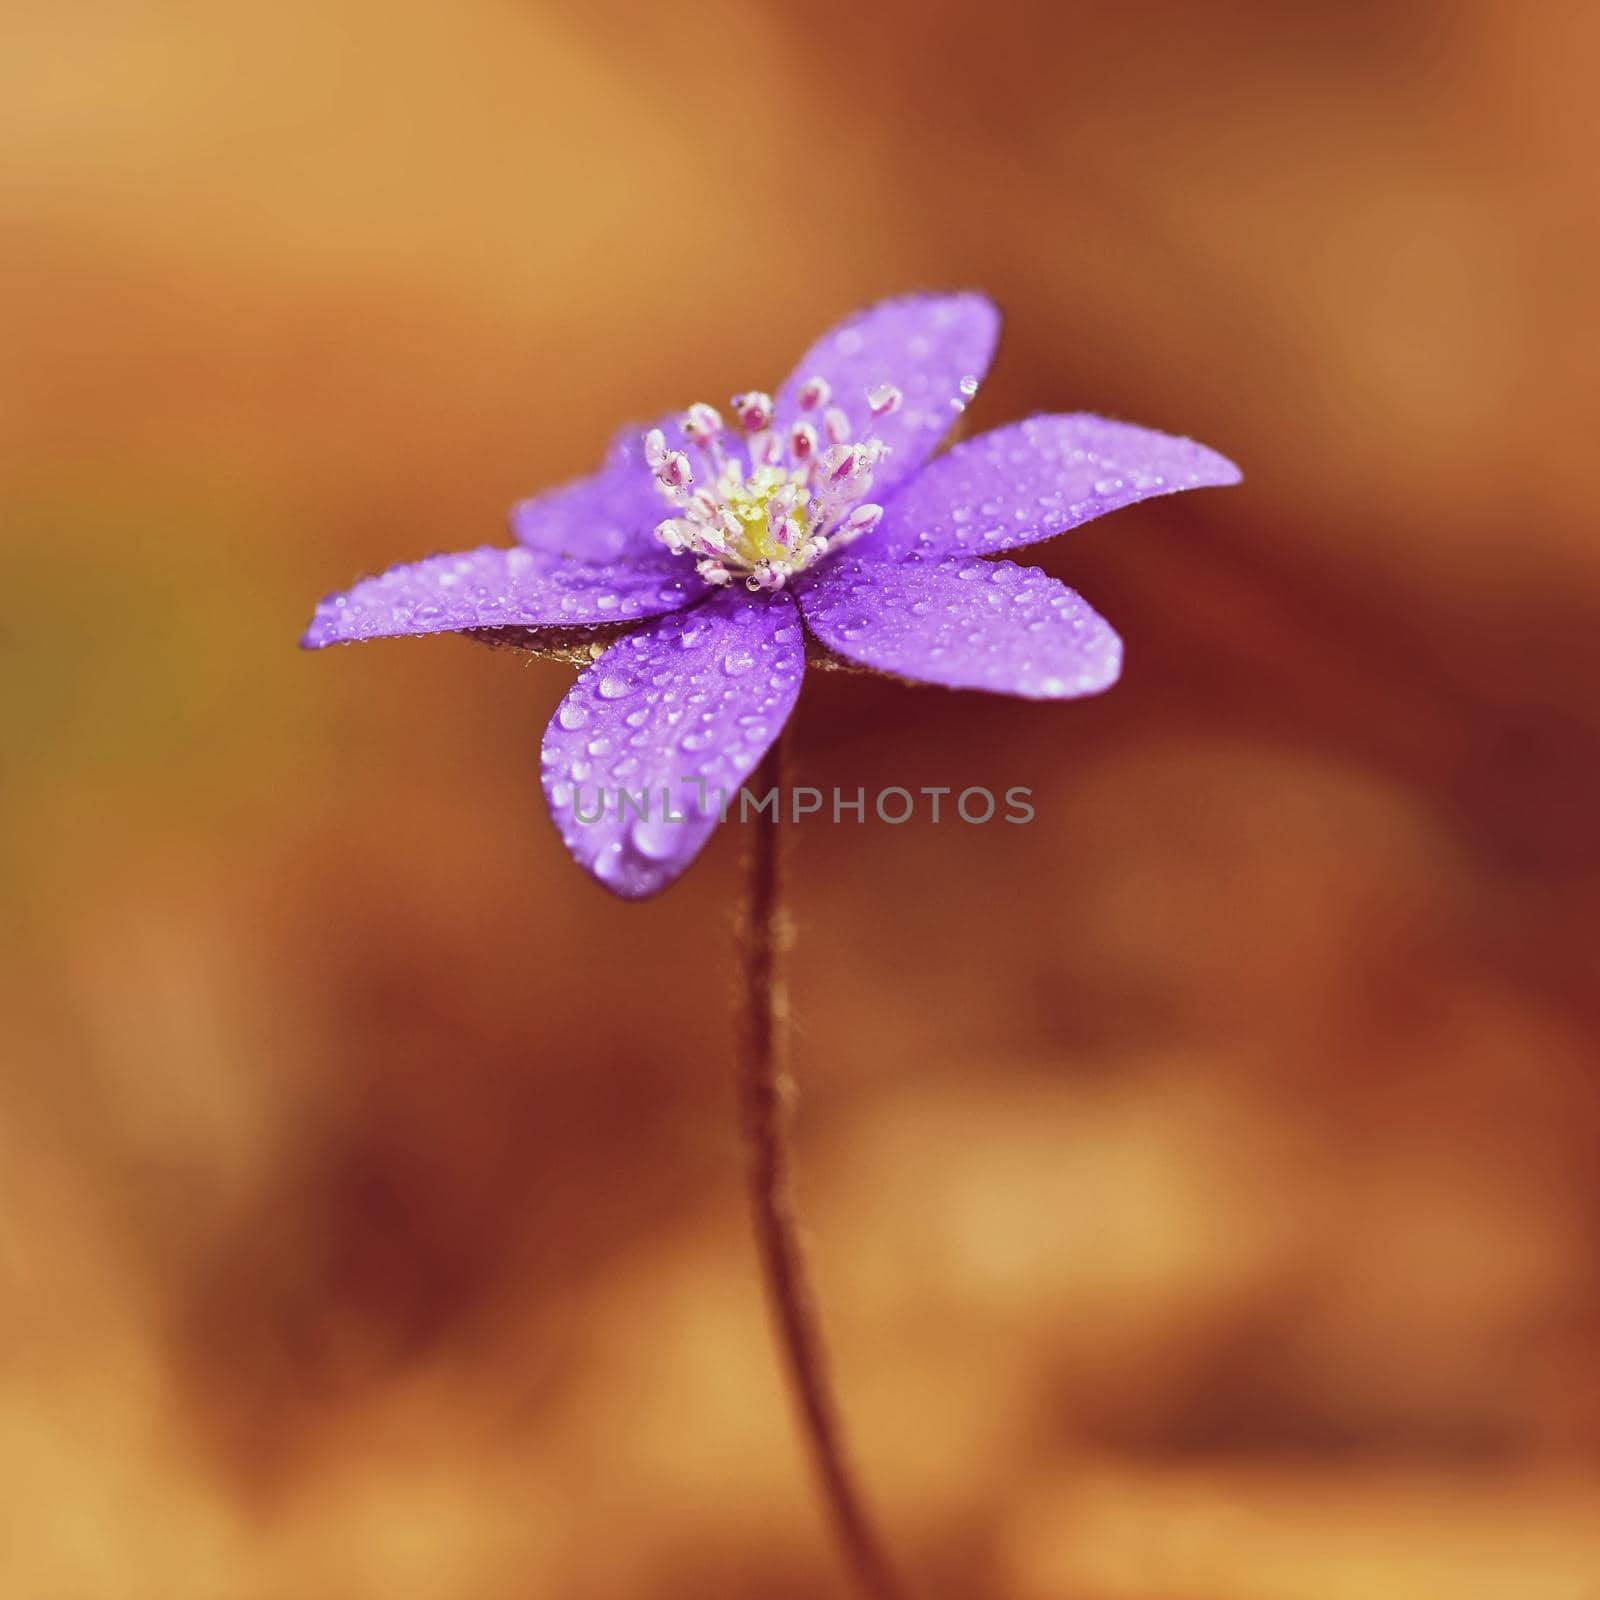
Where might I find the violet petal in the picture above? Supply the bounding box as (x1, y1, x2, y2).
(798, 552, 1121, 699)
(509, 426, 666, 562)
(875, 413, 1242, 561)
(776, 292, 1001, 500)
(541, 589, 805, 899)
(300, 544, 695, 648)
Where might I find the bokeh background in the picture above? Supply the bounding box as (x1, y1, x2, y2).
(6, 2, 1600, 1595)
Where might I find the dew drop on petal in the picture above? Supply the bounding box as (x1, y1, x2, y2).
(629, 814, 680, 862)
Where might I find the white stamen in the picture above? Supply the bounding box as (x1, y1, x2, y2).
(644, 378, 890, 591)
(822, 443, 864, 487)
(654, 449, 693, 505)
(843, 503, 884, 538)
(789, 420, 818, 461)
(796, 375, 832, 411)
(867, 383, 902, 416)
(661, 449, 692, 486)
(732, 391, 774, 432)
(681, 402, 723, 445)
(746, 561, 788, 593)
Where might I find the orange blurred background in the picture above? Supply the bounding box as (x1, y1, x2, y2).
(5, 3, 1600, 1595)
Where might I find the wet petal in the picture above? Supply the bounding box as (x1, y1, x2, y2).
(509, 426, 666, 562)
(798, 552, 1121, 699)
(300, 544, 694, 648)
(776, 292, 1001, 499)
(877, 413, 1242, 560)
(541, 589, 805, 898)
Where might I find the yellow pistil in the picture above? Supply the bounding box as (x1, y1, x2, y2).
(718, 464, 811, 567)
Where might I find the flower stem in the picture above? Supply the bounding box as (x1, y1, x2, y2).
(738, 731, 911, 1600)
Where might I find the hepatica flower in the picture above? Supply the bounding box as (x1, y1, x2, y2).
(303, 293, 1240, 897)
(304, 291, 1242, 1593)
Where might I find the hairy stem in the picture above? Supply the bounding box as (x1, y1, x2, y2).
(738, 731, 912, 1600)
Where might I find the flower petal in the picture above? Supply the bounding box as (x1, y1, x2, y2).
(876, 414, 1242, 560)
(776, 292, 1001, 499)
(301, 544, 695, 648)
(798, 552, 1120, 699)
(541, 589, 805, 898)
(509, 426, 664, 562)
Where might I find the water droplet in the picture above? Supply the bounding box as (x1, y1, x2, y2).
(558, 701, 589, 730)
(630, 814, 680, 861)
(597, 674, 632, 700)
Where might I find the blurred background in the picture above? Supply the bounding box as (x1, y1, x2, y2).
(5, 2, 1600, 1595)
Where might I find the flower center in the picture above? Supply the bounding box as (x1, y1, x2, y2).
(646, 376, 901, 592)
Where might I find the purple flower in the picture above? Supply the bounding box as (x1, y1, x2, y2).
(304, 293, 1241, 898)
